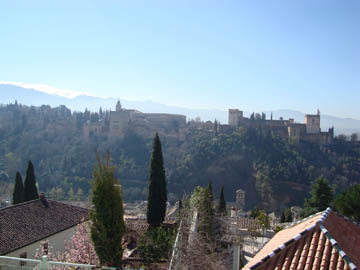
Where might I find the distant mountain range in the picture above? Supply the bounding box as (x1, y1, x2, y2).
(1, 83, 359, 135)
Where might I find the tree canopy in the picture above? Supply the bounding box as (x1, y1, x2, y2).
(207, 179, 214, 202)
(217, 184, 226, 214)
(12, 171, 24, 204)
(24, 160, 39, 201)
(1, 103, 360, 212)
(90, 152, 125, 267)
(334, 184, 360, 221)
(302, 176, 333, 217)
(147, 133, 167, 226)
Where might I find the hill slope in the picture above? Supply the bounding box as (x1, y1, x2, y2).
(0, 103, 359, 212)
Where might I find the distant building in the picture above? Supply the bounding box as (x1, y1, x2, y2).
(235, 189, 245, 211)
(228, 109, 334, 145)
(84, 101, 186, 139)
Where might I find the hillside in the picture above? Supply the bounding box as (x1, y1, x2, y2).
(0, 103, 359, 212)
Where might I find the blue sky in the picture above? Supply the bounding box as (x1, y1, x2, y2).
(0, 0, 359, 118)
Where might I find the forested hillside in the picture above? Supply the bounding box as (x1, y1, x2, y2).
(1, 103, 359, 212)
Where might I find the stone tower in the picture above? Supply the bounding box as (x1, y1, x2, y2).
(235, 189, 245, 211)
(228, 109, 243, 127)
(304, 112, 320, 134)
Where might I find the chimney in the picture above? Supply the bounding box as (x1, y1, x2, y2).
(39, 192, 49, 208)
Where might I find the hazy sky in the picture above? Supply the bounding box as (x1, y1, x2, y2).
(1, 1, 359, 118)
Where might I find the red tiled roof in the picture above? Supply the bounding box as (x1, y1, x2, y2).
(0, 199, 89, 255)
(243, 208, 359, 270)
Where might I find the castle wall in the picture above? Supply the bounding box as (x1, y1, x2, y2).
(288, 124, 306, 139)
(83, 122, 107, 139)
(142, 113, 186, 129)
(106, 108, 186, 138)
(304, 132, 333, 145)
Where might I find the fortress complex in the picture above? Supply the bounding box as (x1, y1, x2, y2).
(228, 109, 334, 145)
(84, 101, 186, 139)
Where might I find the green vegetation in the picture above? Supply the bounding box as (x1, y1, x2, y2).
(301, 176, 333, 217)
(280, 208, 293, 223)
(90, 152, 125, 267)
(274, 225, 284, 233)
(334, 184, 360, 221)
(12, 171, 24, 204)
(256, 210, 270, 235)
(147, 133, 167, 226)
(208, 179, 214, 202)
(217, 184, 226, 214)
(138, 227, 175, 265)
(189, 186, 214, 240)
(24, 160, 39, 201)
(1, 103, 360, 212)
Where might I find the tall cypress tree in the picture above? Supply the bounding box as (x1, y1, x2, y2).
(12, 172, 24, 205)
(24, 160, 39, 201)
(217, 184, 226, 214)
(147, 133, 167, 226)
(90, 152, 125, 267)
(207, 179, 214, 202)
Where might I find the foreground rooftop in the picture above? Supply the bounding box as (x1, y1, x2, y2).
(243, 208, 360, 270)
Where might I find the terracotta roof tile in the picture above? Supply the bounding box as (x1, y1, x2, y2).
(243, 208, 359, 270)
(0, 199, 88, 255)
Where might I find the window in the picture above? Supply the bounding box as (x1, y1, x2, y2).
(19, 252, 27, 266)
(43, 242, 48, 255)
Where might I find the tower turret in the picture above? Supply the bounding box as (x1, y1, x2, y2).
(116, 100, 122, 111)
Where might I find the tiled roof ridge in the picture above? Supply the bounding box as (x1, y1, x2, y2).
(0, 198, 41, 210)
(0, 198, 90, 213)
(282, 207, 329, 230)
(46, 199, 90, 211)
(319, 224, 357, 270)
(246, 208, 331, 270)
(320, 208, 358, 270)
(247, 222, 318, 270)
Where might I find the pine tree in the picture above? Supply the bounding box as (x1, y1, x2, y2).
(90, 152, 125, 267)
(280, 210, 286, 223)
(334, 184, 360, 221)
(217, 184, 226, 214)
(302, 176, 333, 217)
(147, 133, 167, 227)
(24, 160, 39, 201)
(12, 172, 24, 205)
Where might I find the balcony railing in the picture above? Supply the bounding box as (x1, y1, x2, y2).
(0, 256, 142, 270)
